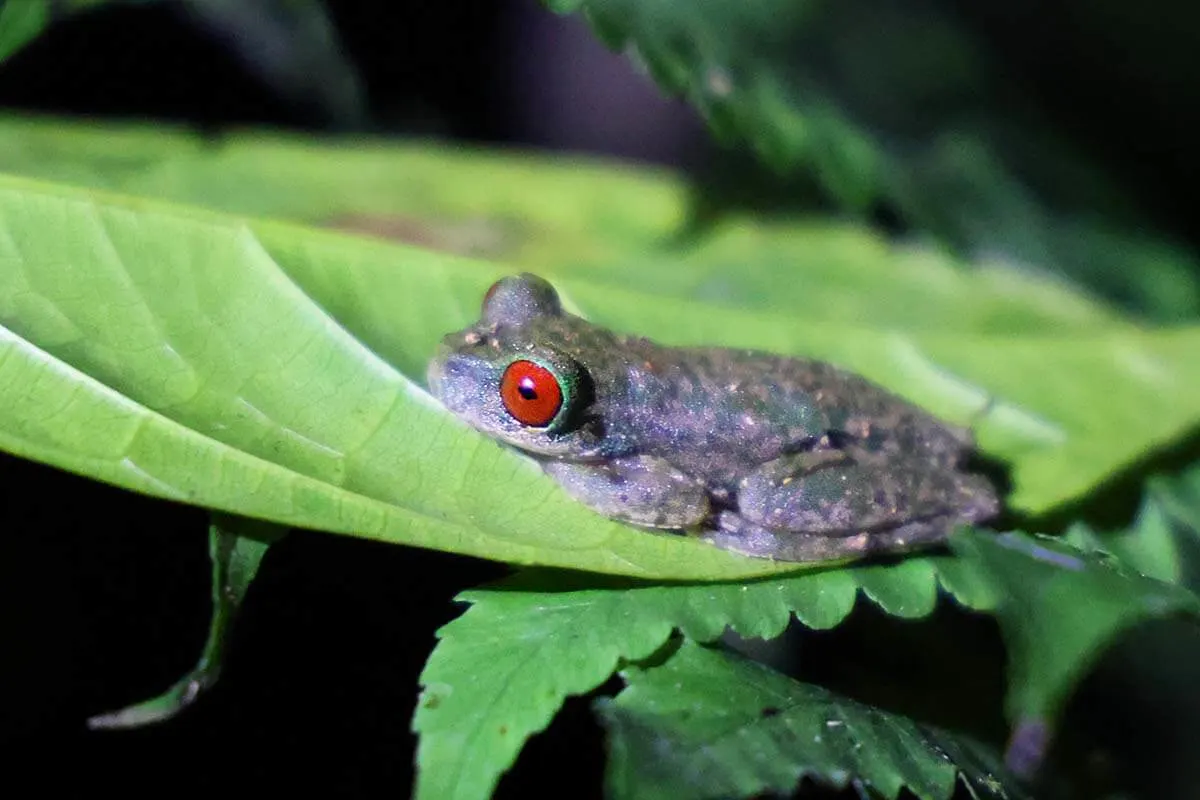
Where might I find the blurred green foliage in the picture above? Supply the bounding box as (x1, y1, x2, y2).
(2, 2, 1200, 798)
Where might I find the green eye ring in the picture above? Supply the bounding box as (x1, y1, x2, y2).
(498, 353, 578, 431)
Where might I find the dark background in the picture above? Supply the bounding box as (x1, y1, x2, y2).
(0, 1, 1196, 797)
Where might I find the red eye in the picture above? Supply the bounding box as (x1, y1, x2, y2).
(500, 360, 563, 427)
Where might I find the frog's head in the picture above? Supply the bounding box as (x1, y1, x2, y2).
(427, 274, 606, 459)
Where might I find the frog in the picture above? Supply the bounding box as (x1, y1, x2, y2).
(426, 274, 999, 562)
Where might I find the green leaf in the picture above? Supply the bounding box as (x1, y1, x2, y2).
(565, 219, 1130, 334)
(87, 513, 284, 729)
(1147, 464, 1200, 592)
(600, 641, 1027, 800)
(542, 0, 874, 200)
(0, 115, 686, 268)
(2, 172, 1200, 577)
(413, 555, 997, 800)
(0, 116, 1149, 333)
(950, 529, 1200, 773)
(1070, 460, 1200, 592)
(1067, 505, 1183, 589)
(1066, 462, 1200, 595)
(0, 175, 803, 580)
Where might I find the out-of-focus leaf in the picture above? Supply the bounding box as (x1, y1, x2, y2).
(0, 114, 687, 267)
(600, 641, 1027, 800)
(1149, 464, 1200, 584)
(1067, 462, 1200, 591)
(0, 0, 49, 63)
(0, 116, 1138, 333)
(950, 529, 1200, 775)
(547, 0, 1200, 320)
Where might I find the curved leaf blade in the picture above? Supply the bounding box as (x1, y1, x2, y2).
(0, 175, 802, 579)
(2, 173, 1200, 576)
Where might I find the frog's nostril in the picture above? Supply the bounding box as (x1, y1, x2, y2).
(438, 356, 472, 383)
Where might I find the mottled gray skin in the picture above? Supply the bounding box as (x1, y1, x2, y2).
(427, 274, 999, 562)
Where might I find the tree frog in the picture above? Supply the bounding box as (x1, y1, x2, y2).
(427, 274, 999, 562)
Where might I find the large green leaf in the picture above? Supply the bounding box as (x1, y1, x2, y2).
(2, 173, 1200, 578)
(0, 115, 686, 270)
(600, 642, 1026, 800)
(0, 176, 800, 580)
(413, 555, 997, 800)
(0, 116, 1138, 333)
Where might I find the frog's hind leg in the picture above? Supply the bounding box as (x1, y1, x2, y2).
(704, 510, 960, 563)
(707, 448, 999, 563)
(737, 449, 998, 537)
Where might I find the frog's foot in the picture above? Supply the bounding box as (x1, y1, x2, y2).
(703, 511, 964, 563)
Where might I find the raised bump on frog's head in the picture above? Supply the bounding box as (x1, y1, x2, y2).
(482, 273, 562, 327)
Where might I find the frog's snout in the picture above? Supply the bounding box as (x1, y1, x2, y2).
(426, 349, 459, 402)
(426, 350, 484, 415)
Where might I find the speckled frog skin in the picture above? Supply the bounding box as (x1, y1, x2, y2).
(427, 274, 999, 562)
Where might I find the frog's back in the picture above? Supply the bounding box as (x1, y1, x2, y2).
(593, 340, 968, 484)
